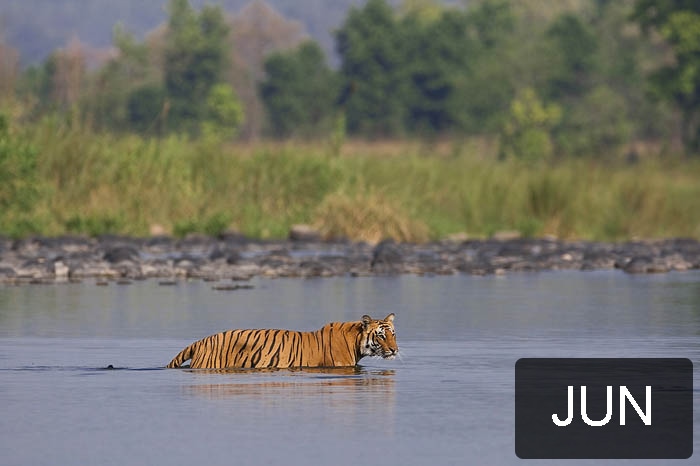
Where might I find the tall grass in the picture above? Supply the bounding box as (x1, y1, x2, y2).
(5, 116, 700, 241)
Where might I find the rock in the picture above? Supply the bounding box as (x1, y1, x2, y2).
(371, 239, 402, 271)
(289, 224, 322, 242)
(144, 235, 174, 248)
(212, 284, 254, 291)
(174, 255, 202, 267)
(298, 260, 334, 278)
(0, 234, 697, 282)
(218, 230, 248, 244)
(664, 253, 693, 271)
(209, 247, 241, 264)
(54, 260, 69, 279)
(103, 246, 139, 263)
(176, 234, 215, 249)
(259, 253, 290, 268)
(623, 256, 669, 274)
(0, 266, 16, 279)
(69, 264, 104, 279)
(140, 261, 175, 278)
(0, 236, 11, 253)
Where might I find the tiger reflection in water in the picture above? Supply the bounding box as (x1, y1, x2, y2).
(166, 314, 398, 369)
(182, 367, 396, 434)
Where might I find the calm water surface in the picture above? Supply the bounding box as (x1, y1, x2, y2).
(1, 271, 699, 465)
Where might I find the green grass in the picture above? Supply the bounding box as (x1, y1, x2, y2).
(3, 115, 700, 241)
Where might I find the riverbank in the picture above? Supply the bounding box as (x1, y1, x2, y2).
(1, 235, 698, 284)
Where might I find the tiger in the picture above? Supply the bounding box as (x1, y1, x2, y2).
(166, 313, 398, 369)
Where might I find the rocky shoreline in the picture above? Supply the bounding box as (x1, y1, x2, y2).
(0, 234, 699, 284)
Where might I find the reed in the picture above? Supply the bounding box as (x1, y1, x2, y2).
(4, 117, 700, 241)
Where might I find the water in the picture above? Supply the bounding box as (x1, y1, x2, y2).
(1, 271, 699, 465)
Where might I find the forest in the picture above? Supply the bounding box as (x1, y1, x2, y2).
(1, 0, 700, 240)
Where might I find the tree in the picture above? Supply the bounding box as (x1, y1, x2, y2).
(127, 84, 167, 134)
(401, 9, 472, 133)
(555, 85, 632, 156)
(228, 0, 307, 140)
(163, 0, 230, 133)
(499, 88, 562, 161)
(447, 0, 517, 134)
(202, 82, 244, 139)
(0, 40, 19, 102)
(336, 0, 409, 137)
(51, 37, 86, 111)
(401, 0, 520, 135)
(260, 41, 338, 138)
(86, 24, 158, 131)
(544, 13, 599, 100)
(632, 1, 700, 151)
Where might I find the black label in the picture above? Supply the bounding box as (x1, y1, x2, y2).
(515, 358, 693, 459)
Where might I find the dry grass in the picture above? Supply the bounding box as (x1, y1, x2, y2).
(313, 192, 430, 244)
(2, 115, 700, 240)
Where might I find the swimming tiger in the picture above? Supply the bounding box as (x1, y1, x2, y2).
(166, 313, 398, 369)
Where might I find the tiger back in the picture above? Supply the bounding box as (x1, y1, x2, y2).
(166, 313, 397, 369)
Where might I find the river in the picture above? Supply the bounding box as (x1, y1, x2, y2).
(1, 271, 699, 465)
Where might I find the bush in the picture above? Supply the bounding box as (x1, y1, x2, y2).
(555, 85, 632, 156)
(313, 191, 429, 243)
(202, 83, 244, 140)
(0, 113, 41, 236)
(127, 84, 167, 134)
(499, 88, 561, 161)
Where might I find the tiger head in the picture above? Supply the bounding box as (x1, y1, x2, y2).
(360, 313, 398, 360)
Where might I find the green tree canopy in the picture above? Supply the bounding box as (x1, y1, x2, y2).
(163, 0, 230, 133)
(260, 41, 338, 138)
(633, 0, 700, 151)
(336, 0, 409, 137)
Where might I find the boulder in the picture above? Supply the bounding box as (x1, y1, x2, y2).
(289, 224, 322, 242)
(103, 246, 139, 263)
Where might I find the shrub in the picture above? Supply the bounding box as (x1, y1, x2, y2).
(0, 113, 41, 236)
(313, 191, 429, 243)
(499, 88, 561, 161)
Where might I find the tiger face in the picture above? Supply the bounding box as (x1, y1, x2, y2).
(360, 313, 398, 359)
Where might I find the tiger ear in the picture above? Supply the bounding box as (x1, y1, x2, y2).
(361, 315, 372, 328)
(384, 313, 395, 323)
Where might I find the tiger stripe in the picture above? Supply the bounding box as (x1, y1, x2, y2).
(166, 314, 398, 369)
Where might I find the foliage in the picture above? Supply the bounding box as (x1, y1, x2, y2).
(163, 0, 230, 134)
(401, 9, 472, 133)
(499, 88, 561, 161)
(0, 113, 40, 237)
(336, 0, 409, 137)
(260, 41, 338, 138)
(554, 85, 632, 157)
(127, 84, 167, 134)
(202, 83, 244, 140)
(228, 1, 307, 140)
(633, 1, 700, 152)
(2, 0, 691, 155)
(544, 13, 598, 100)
